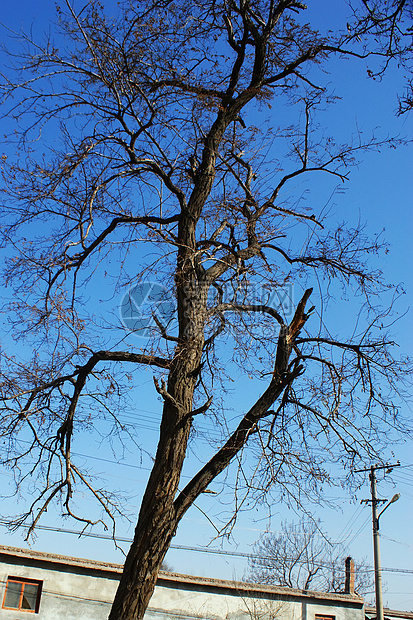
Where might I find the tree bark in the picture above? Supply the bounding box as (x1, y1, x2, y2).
(109, 206, 209, 618)
(108, 345, 203, 620)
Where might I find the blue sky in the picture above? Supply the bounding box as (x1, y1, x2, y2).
(0, 0, 412, 612)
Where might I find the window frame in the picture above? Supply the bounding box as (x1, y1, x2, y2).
(315, 615, 336, 620)
(2, 576, 43, 613)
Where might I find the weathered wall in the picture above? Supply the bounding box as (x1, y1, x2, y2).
(1, 556, 116, 620)
(0, 547, 365, 620)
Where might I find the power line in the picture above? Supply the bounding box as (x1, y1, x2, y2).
(336, 503, 364, 544)
(1, 521, 412, 575)
(345, 514, 371, 548)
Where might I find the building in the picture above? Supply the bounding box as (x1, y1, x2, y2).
(1, 544, 366, 620)
(365, 608, 413, 620)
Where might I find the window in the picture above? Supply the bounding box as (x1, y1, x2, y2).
(2, 577, 42, 613)
(315, 615, 335, 620)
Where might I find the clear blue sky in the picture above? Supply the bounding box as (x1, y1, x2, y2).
(0, 0, 412, 612)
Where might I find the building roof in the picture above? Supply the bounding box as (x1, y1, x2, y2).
(0, 544, 363, 605)
(365, 608, 413, 620)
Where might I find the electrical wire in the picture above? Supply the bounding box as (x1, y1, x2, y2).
(345, 514, 371, 548)
(335, 504, 364, 544)
(1, 521, 412, 575)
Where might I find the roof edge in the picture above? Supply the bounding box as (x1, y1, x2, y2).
(365, 607, 413, 619)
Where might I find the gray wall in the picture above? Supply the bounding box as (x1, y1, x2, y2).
(1, 553, 365, 620)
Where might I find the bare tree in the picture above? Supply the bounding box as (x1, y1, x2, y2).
(241, 593, 286, 620)
(0, 1, 411, 619)
(359, 0, 413, 115)
(247, 518, 374, 595)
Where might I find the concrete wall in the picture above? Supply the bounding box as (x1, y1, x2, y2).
(146, 580, 363, 620)
(1, 556, 116, 620)
(0, 548, 365, 620)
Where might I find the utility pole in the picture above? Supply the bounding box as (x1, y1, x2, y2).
(356, 462, 400, 620)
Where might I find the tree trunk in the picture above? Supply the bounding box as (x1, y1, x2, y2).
(108, 494, 178, 620)
(109, 261, 208, 619)
(108, 363, 198, 619)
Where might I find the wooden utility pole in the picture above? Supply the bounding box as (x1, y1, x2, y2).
(356, 463, 400, 620)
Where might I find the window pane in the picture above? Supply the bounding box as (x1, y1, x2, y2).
(21, 583, 39, 610)
(4, 581, 23, 609)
